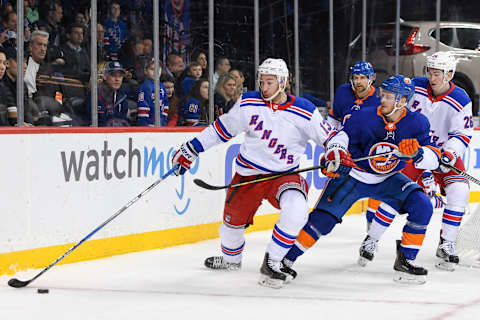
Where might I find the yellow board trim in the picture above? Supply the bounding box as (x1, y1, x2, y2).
(2, 193, 478, 276)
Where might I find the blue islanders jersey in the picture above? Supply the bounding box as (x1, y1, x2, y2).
(328, 84, 381, 129)
(338, 106, 440, 184)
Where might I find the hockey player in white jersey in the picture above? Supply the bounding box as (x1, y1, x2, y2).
(360, 52, 473, 271)
(171, 58, 350, 288)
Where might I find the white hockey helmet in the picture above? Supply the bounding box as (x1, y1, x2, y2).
(425, 51, 457, 81)
(257, 58, 289, 101)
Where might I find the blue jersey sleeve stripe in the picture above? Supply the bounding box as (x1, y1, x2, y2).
(284, 109, 311, 121)
(190, 138, 204, 153)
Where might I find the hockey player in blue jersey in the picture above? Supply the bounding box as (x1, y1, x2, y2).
(327, 61, 380, 129)
(329, 62, 383, 227)
(137, 59, 169, 126)
(359, 52, 473, 271)
(282, 75, 441, 284)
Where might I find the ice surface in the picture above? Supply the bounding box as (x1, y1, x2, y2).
(1, 210, 479, 320)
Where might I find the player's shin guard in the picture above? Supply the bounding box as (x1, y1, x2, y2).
(358, 203, 398, 266)
(205, 223, 244, 270)
(436, 182, 468, 270)
(263, 190, 308, 285)
(365, 198, 381, 231)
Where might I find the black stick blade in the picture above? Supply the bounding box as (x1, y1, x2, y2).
(193, 178, 227, 190)
(8, 278, 31, 288)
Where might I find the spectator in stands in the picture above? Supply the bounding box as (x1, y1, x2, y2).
(0, 46, 38, 126)
(137, 59, 169, 126)
(180, 61, 202, 98)
(61, 23, 90, 80)
(191, 50, 208, 77)
(229, 68, 246, 100)
(0, 26, 8, 49)
(0, 47, 6, 81)
(27, 0, 40, 25)
(214, 73, 236, 117)
(179, 78, 209, 126)
(119, 35, 147, 82)
(165, 53, 184, 80)
(95, 23, 109, 62)
(212, 56, 231, 91)
(25, 30, 48, 98)
(74, 12, 87, 27)
(103, 2, 129, 61)
(2, 10, 16, 36)
(87, 61, 130, 126)
(143, 38, 153, 58)
(162, 74, 178, 126)
(39, 1, 64, 47)
(0, 47, 7, 124)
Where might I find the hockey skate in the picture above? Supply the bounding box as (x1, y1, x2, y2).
(280, 257, 297, 282)
(259, 253, 287, 288)
(357, 235, 378, 267)
(204, 256, 241, 271)
(393, 240, 428, 284)
(436, 236, 459, 271)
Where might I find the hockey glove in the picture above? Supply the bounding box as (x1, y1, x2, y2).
(439, 149, 457, 173)
(320, 143, 354, 177)
(395, 139, 423, 163)
(421, 171, 436, 198)
(172, 141, 198, 176)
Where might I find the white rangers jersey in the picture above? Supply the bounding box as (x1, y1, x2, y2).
(189, 91, 337, 176)
(409, 77, 473, 157)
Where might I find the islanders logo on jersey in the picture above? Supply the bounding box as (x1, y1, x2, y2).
(368, 142, 400, 174)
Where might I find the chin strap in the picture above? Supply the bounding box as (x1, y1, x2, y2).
(384, 99, 405, 118)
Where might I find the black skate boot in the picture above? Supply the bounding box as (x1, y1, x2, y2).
(204, 256, 241, 271)
(393, 240, 428, 284)
(436, 236, 459, 271)
(280, 257, 297, 282)
(259, 253, 287, 288)
(357, 235, 378, 267)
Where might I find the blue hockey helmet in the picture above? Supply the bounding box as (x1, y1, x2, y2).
(380, 75, 415, 103)
(350, 61, 376, 92)
(351, 61, 375, 78)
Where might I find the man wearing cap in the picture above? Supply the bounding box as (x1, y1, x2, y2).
(87, 61, 130, 126)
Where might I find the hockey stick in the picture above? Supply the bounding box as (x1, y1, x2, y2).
(444, 164, 480, 186)
(194, 151, 397, 191)
(8, 166, 178, 288)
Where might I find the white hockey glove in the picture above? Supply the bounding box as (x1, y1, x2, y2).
(172, 141, 198, 176)
(439, 149, 457, 173)
(421, 171, 436, 198)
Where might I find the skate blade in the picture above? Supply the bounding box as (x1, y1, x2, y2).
(258, 274, 285, 289)
(435, 260, 456, 271)
(357, 256, 370, 267)
(393, 271, 426, 285)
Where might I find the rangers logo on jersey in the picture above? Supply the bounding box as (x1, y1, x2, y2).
(368, 142, 400, 174)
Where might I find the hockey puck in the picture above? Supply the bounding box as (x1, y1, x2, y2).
(37, 288, 49, 294)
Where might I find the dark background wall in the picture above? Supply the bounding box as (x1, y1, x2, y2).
(189, 0, 480, 100)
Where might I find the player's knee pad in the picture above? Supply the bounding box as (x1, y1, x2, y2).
(219, 222, 245, 248)
(402, 190, 433, 226)
(305, 209, 339, 237)
(444, 182, 469, 210)
(278, 189, 309, 235)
